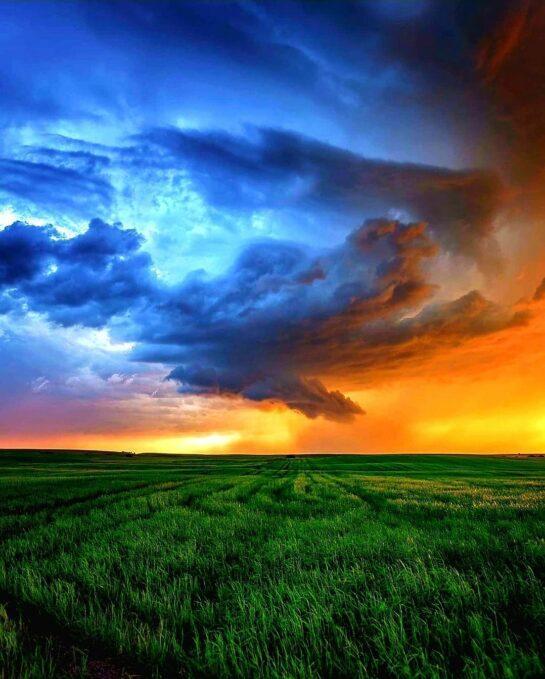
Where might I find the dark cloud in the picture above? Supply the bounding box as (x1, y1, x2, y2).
(134, 126, 505, 271)
(382, 290, 528, 343)
(0, 222, 57, 285)
(29, 147, 111, 174)
(169, 366, 363, 422)
(0, 0, 409, 136)
(475, 0, 545, 185)
(0, 0, 517, 168)
(242, 375, 363, 422)
(1, 0, 542, 434)
(322, 289, 530, 382)
(471, 0, 545, 281)
(0, 157, 113, 218)
(64, 218, 143, 265)
(130, 218, 520, 419)
(534, 277, 545, 302)
(152, 217, 439, 420)
(13, 123, 505, 276)
(0, 216, 525, 420)
(0, 219, 155, 327)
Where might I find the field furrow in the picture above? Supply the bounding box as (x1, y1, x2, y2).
(0, 452, 544, 678)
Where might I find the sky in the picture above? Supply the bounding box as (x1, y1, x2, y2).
(1, 0, 545, 454)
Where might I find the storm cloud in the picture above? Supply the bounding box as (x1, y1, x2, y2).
(1, 1, 539, 426)
(133, 126, 505, 271)
(0, 217, 525, 420)
(0, 219, 155, 326)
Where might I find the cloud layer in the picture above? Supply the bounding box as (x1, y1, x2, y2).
(1, 1, 545, 449)
(134, 127, 505, 269)
(0, 216, 526, 420)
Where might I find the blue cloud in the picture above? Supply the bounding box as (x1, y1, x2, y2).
(0, 0, 501, 165)
(0, 221, 57, 285)
(131, 126, 504, 269)
(0, 215, 524, 419)
(0, 219, 155, 327)
(4, 124, 505, 273)
(0, 158, 113, 219)
(0, 0, 529, 425)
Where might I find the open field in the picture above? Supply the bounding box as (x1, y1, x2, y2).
(0, 452, 544, 678)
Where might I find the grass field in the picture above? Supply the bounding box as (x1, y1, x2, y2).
(0, 451, 544, 678)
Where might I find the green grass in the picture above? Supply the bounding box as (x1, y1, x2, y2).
(0, 451, 544, 678)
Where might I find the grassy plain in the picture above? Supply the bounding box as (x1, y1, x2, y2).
(0, 451, 544, 678)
